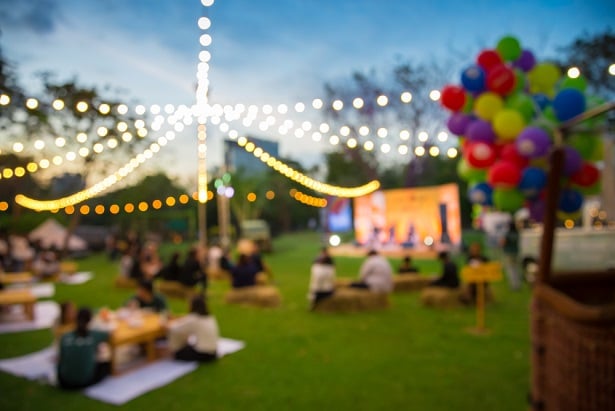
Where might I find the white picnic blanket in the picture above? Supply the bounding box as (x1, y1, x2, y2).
(0, 301, 59, 334)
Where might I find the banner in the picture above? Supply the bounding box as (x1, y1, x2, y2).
(353, 183, 461, 248)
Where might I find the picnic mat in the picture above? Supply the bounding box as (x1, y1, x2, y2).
(59, 272, 93, 285)
(6, 283, 55, 298)
(0, 301, 59, 334)
(0, 337, 246, 405)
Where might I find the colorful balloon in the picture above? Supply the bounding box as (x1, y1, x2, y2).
(466, 119, 496, 143)
(447, 112, 474, 136)
(559, 189, 583, 214)
(440, 85, 467, 111)
(570, 162, 600, 187)
(560, 75, 587, 92)
(493, 109, 525, 140)
(563, 146, 583, 176)
(516, 126, 551, 158)
(568, 132, 598, 160)
(518, 167, 547, 198)
(468, 182, 493, 205)
(466, 142, 497, 168)
(461, 65, 486, 92)
(487, 161, 522, 188)
(474, 92, 503, 120)
(477, 49, 503, 71)
(457, 158, 488, 182)
(514, 49, 536, 72)
(500, 143, 530, 168)
(496, 36, 522, 61)
(493, 188, 525, 213)
(506, 93, 536, 122)
(528, 199, 545, 221)
(486, 64, 516, 95)
(552, 88, 586, 122)
(527, 63, 561, 96)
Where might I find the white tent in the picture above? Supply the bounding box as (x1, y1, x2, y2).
(29, 219, 88, 251)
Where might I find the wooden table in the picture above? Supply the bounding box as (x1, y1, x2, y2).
(0, 289, 36, 321)
(0, 272, 34, 285)
(100, 311, 167, 375)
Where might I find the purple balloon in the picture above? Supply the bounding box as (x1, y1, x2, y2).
(466, 119, 496, 143)
(563, 146, 583, 176)
(516, 126, 551, 158)
(514, 49, 536, 72)
(529, 199, 545, 222)
(447, 113, 473, 136)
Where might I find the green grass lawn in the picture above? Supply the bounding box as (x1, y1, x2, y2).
(0, 232, 531, 410)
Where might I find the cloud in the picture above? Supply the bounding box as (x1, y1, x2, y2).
(0, 0, 63, 34)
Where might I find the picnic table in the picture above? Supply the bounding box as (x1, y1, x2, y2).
(0, 289, 37, 321)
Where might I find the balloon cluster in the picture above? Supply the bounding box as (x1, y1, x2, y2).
(441, 35, 605, 220)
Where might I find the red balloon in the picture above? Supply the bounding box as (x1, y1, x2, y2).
(571, 163, 600, 187)
(500, 143, 529, 168)
(477, 49, 503, 71)
(440, 85, 466, 111)
(487, 64, 516, 95)
(488, 161, 522, 188)
(466, 142, 497, 169)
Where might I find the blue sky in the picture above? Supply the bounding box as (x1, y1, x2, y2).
(1, 0, 613, 181)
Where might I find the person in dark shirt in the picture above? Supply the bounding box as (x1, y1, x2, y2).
(429, 251, 460, 288)
(57, 307, 110, 389)
(127, 280, 168, 313)
(178, 247, 207, 289)
(229, 254, 259, 288)
(397, 255, 419, 274)
(157, 252, 182, 282)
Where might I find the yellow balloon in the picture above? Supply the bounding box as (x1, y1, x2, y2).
(493, 109, 526, 140)
(527, 63, 561, 97)
(474, 92, 504, 121)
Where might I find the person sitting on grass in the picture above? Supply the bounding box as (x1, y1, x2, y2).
(429, 251, 460, 289)
(57, 307, 111, 389)
(178, 246, 207, 289)
(227, 254, 260, 289)
(350, 249, 393, 293)
(157, 251, 182, 282)
(308, 254, 336, 308)
(397, 255, 419, 274)
(126, 279, 168, 313)
(167, 294, 219, 362)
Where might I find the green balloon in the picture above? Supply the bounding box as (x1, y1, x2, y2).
(506, 93, 536, 122)
(577, 179, 601, 196)
(493, 188, 525, 213)
(462, 93, 474, 114)
(496, 36, 522, 61)
(513, 69, 527, 93)
(457, 159, 487, 182)
(560, 75, 587, 92)
(568, 132, 598, 160)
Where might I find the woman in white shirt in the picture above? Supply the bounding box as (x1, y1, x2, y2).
(167, 294, 219, 362)
(308, 255, 336, 309)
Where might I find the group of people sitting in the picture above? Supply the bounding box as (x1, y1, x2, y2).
(219, 249, 268, 289)
(53, 280, 219, 389)
(0, 233, 63, 280)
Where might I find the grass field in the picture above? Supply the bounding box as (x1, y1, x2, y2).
(0, 232, 532, 410)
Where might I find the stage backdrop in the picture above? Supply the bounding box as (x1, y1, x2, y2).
(353, 183, 461, 247)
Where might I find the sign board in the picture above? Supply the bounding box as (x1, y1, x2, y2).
(461, 262, 503, 283)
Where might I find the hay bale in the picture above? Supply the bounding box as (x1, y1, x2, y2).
(313, 287, 389, 313)
(393, 275, 437, 293)
(207, 268, 230, 281)
(60, 261, 78, 274)
(156, 280, 196, 299)
(420, 287, 464, 308)
(225, 285, 281, 308)
(114, 276, 138, 289)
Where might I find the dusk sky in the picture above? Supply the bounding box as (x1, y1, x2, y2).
(1, 0, 613, 182)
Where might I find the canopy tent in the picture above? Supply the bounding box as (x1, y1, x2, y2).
(29, 219, 88, 252)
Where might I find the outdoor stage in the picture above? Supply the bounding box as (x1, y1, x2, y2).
(329, 243, 439, 260)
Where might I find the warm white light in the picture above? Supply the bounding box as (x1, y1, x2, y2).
(79, 147, 89, 157)
(26, 98, 39, 110)
(93, 143, 104, 153)
(164, 104, 175, 114)
(401, 91, 412, 103)
(377, 95, 389, 106)
(39, 159, 50, 169)
(332, 99, 344, 111)
(353, 97, 364, 109)
(201, 0, 214, 6)
(364, 141, 374, 151)
(447, 147, 458, 158)
(380, 144, 391, 153)
(424, 236, 434, 246)
(135, 104, 146, 115)
(122, 132, 133, 142)
(200, 34, 212, 46)
(34, 140, 45, 150)
(107, 138, 118, 149)
(12, 142, 24, 153)
(609, 63, 615, 76)
(198, 16, 211, 29)
(0, 94, 10, 105)
(329, 235, 341, 247)
(116, 122, 128, 132)
(294, 102, 305, 112)
(277, 104, 288, 114)
(340, 126, 350, 136)
(312, 132, 322, 141)
(237, 136, 248, 146)
(52, 156, 63, 165)
(329, 135, 340, 145)
(429, 90, 441, 101)
(302, 121, 312, 131)
(415, 146, 426, 156)
(65, 151, 76, 161)
(76, 133, 87, 143)
(263, 104, 273, 114)
(97, 126, 108, 137)
(418, 131, 429, 142)
(347, 138, 357, 148)
(98, 103, 111, 114)
(377, 128, 388, 138)
(117, 104, 128, 115)
(312, 98, 323, 109)
(567, 67, 581, 78)
(294, 129, 305, 138)
(229, 130, 238, 139)
(137, 128, 148, 137)
(398, 145, 409, 155)
(52, 99, 65, 110)
(150, 104, 161, 114)
(437, 131, 448, 142)
(55, 137, 66, 147)
(399, 130, 410, 140)
(429, 146, 440, 157)
(359, 126, 369, 136)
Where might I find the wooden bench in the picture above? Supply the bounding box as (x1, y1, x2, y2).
(60, 261, 78, 274)
(0, 289, 36, 321)
(0, 272, 34, 285)
(420, 286, 464, 308)
(225, 285, 281, 308)
(313, 287, 390, 313)
(393, 275, 437, 292)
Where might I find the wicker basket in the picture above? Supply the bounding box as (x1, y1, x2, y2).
(530, 279, 615, 411)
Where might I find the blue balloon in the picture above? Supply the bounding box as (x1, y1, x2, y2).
(468, 182, 493, 205)
(558, 188, 583, 213)
(461, 65, 486, 93)
(518, 167, 547, 198)
(532, 93, 550, 110)
(553, 88, 586, 122)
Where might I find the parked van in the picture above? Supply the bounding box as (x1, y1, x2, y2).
(240, 219, 272, 252)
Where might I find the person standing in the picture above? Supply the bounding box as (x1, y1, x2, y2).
(501, 221, 521, 290)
